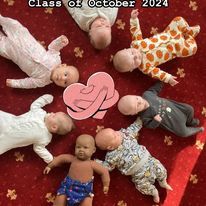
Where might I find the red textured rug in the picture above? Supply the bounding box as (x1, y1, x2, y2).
(0, 1, 206, 206)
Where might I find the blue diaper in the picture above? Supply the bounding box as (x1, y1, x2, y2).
(57, 176, 93, 206)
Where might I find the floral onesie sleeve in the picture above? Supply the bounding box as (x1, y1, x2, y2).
(124, 117, 143, 139)
(48, 35, 69, 53)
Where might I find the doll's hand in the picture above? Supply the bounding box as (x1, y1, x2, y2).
(154, 114, 162, 122)
(103, 186, 109, 194)
(43, 166, 51, 174)
(131, 9, 139, 19)
(60, 35, 69, 45)
(6, 79, 12, 87)
(168, 76, 179, 86)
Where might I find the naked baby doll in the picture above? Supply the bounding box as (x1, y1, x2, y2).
(95, 118, 172, 203)
(113, 9, 200, 86)
(44, 134, 110, 206)
(118, 82, 204, 137)
(0, 94, 74, 163)
(0, 14, 79, 89)
(62, 0, 118, 49)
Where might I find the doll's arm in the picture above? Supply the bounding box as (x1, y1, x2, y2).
(47, 154, 74, 168)
(48, 35, 69, 52)
(91, 161, 110, 194)
(130, 9, 143, 41)
(30, 94, 53, 110)
(143, 116, 161, 129)
(95, 159, 116, 171)
(44, 154, 75, 174)
(147, 82, 164, 95)
(125, 117, 143, 138)
(6, 77, 48, 89)
(33, 144, 53, 163)
(140, 66, 174, 84)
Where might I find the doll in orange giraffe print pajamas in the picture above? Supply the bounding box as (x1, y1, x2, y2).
(113, 9, 200, 86)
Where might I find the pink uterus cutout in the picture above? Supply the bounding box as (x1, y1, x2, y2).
(63, 72, 119, 120)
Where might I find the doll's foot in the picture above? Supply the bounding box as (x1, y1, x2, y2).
(153, 194, 160, 203)
(187, 25, 200, 38)
(188, 118, 200, 127)
(159, 179, 173, 190)
(152, 189, 160, 203)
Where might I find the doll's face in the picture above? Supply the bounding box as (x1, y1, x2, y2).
(95, 128, 122, 150)
(118, 95, 148, 115)
(51, 64, 79, 87)
(45, 112, 74, 135)
(89, 17, 111, 49)
(75, 135, 96, 161)
(113, 48, 142, 72)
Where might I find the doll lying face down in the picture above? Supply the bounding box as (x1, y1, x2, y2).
(44, 134, 110, 206)
(95, 118, 172, 203)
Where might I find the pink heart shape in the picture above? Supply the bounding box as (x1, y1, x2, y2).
(63, 72, 119, 120)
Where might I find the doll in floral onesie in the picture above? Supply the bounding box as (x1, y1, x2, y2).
(113, 9, 200, 86)
(95, 118, 172, 203)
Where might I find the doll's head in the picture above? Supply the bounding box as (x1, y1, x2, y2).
(45, 112, 74, 135)
(75, 134, 96, 161)
(113, 48, 142, 72)
(89, 17, 112, 50)
(95, 128, 122, 150)
(51, 64, 79, 87)
(118, 95, 148, 115)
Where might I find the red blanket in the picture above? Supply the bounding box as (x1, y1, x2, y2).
(0, 1, 206, 205)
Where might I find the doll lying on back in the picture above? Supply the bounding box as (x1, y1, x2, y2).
(0, 14, 79, 89)
(62, 0, 118, 49)
(0, 94, 74, 163)
(113, 9, 200, 86)
(118, 82, 204, 137)
(95, 118, 172, 203)
(44, 134, 110, 206)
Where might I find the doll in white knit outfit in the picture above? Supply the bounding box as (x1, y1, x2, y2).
(0, 94, 74, 163)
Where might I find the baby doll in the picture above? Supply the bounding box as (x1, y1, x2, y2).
(0, 94, 74, 163)
(113, 9, 200, 86)
(118, 82, 204, 137)
(62, 0, 118, 49)
(44, 134, 110, 206)
(95, 118, 172, 203)
(0, 14, 79, 89)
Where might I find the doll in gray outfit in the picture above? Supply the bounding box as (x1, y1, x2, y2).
(95, 118, 172, 203)
(118, 82, 204, 137)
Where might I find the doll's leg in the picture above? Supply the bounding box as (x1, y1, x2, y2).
(164, 17, 199, 38)
(0, 15, 26, 39)
(179, 126, 204, 137)
(151, 158, 172, 190)
(132, 173, 160, 203)
(177, 35, 197, 58)
(80, 196, 93, 206)
(53, 195, 67, 206)
(182, 104, 200, 126)
(134, 179, 160, 203)
(164, 17, 189, 33)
